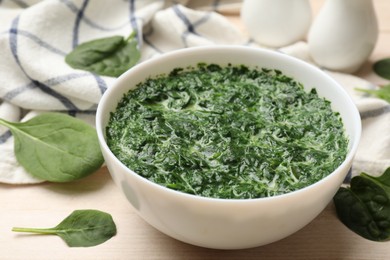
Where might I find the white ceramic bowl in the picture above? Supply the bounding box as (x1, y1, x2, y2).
(96, 46, 361, 249)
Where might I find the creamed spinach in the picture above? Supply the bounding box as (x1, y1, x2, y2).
(107, 64, 348, 199)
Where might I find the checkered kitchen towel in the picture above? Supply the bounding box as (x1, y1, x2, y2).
(0, 0, 388, 184)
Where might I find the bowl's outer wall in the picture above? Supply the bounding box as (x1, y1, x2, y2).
(97, 46, 361, 249)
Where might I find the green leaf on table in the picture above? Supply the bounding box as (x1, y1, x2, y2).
(65, 31, 140, 77)
(373, 58, 390, 80)
(0, 113, 104, 182)
(12, 210, 117, 247)
(334, 168, 390, 241)
(355, 84, 390, 103)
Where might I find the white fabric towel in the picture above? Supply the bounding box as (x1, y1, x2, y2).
(0, 0, 387, 184)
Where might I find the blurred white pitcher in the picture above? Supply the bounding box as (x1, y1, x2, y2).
(308, 0, 378, 73)
(241, 0, 311, 47)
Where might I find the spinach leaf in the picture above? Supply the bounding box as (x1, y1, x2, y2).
(0, 113, 104, 182)
(334, 168, 390, 241)
(65, 32, 140, 77)
(12, 209, 117, 247)
(355, 84, 390, 103)
(373, 58, 390, 80)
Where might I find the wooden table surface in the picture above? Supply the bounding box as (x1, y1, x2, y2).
(1, 1, 390, 259)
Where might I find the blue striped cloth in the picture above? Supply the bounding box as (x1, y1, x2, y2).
(0, 0, 387, 184)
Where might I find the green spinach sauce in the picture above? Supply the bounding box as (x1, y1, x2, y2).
(107, 64, 348, 199)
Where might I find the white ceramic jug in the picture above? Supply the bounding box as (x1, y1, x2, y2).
(240, 0, 312, 47)
(308, 0, 378, 73)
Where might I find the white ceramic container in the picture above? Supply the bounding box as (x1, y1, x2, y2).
(241, 0, 312, 47)
(96, 46, 361, 249)
(308, 0, 378, 73)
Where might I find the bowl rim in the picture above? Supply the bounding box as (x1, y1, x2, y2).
(96, 45, 362, 203)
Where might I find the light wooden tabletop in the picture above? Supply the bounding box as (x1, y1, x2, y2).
(1, 1, 390, 259)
